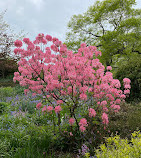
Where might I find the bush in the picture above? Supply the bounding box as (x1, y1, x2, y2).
(0, 102, 9, 113)
(0, 58, 18, 79)
(13, 85, 25, 95)
(0, 87, 14, 100)
(95, 131, 141, 158)
(13, 34, 131, 153)
(108, 102, 141, 140)
(114, 56, 141, 102)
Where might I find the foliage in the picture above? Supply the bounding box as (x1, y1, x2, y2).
(114, 55, 141, 101)
(0, 139, 11, 157)
(108, 102, 141, 140)
(0, 87, 15, 101)
(0, 94, 75, 157)
(0, 102, 9, 113)
(65, 0, 141, 66)
(0, 86, 25, 101)
(0, 113, 52, 157)
(0, 77, 17, 87)
(95, 130, 141, 158)
(0, 58, 18, 78)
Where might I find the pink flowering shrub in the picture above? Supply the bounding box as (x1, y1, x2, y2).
(54, 105, 62, 114)
(13, 33, 131, 137)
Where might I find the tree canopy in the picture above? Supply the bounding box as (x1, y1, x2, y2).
(65, 0, 141, 66)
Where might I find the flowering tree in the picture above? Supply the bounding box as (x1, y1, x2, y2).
(13, 33, 131, 136)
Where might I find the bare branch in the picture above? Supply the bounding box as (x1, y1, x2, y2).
(80, 28, 101, 38)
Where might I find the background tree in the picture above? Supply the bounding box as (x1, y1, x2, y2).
(65, 0, 141, 66)
(114, 54, 141, 101)
(0, 11, 24, 78)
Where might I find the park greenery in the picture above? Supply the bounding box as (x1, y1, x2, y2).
(0, 0, 141, 157)
(65, 0, 141, 66)
(0, 85, 140, 157)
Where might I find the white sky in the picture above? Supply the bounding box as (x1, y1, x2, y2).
(0, 0, 141, 42)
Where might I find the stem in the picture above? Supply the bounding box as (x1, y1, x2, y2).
(73, 110, 79, 131)
(58, 113, 61, 133)
(52, 112, 56, 134)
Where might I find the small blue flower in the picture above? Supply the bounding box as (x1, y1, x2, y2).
(78, 114, 81, 118)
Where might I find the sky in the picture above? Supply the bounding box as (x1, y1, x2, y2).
(0, 0, 141, 42)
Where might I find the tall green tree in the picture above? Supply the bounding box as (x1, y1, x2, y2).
(65, 0, 141, 66)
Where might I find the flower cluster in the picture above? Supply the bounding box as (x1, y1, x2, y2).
(89, 108, 96, 118)
(123, 78, 131, 95)
(69, 118, 75, 126)
(37, 104, 61, 114)
(79, 118, 88, 132)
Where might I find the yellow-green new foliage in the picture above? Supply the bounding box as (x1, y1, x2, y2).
(95, 131, 141, 158)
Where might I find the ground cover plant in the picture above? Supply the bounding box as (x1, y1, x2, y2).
(95, 130, 141, 158)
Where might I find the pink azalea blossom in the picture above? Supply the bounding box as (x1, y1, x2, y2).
(57, 100, 63, 105)
(14, 48, 19, 54)
(32, 93, 36, 96)
(103, 106, 108, 112)
(123, 78, 131, 84)
(107, 66, 112, 71)
(115, 99, 121, 104)
(45, 35, 52, 41)
(97, 102, 100, 105)
(95, 51, 102, 57)
(124, 84, 131, 89)
(113, 105, 120, 112)
(102, 113, 109, 125)
(79, 118, 88, 127)
(124, 89, 130, 94)
(111, 104, 120, 112)
(120, 94, 126, 99)
(47, 106, 53, 113)
(23, 38, 30, 44)
(79, 126, 86, 132)
(70, 132, 73, 136)
(80, 93, 87, 100)
(36, 102, 42, 109)
(69, 118, 75, 126)
(80, 43, 87, 48)
(89, 108, 96, 118)
(24, 89, 29, 95)
(42, 106, 47, 112)
(101, 101, 107, 106)
(14, 40, 22, 47)
(54, 106, 62, 114)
